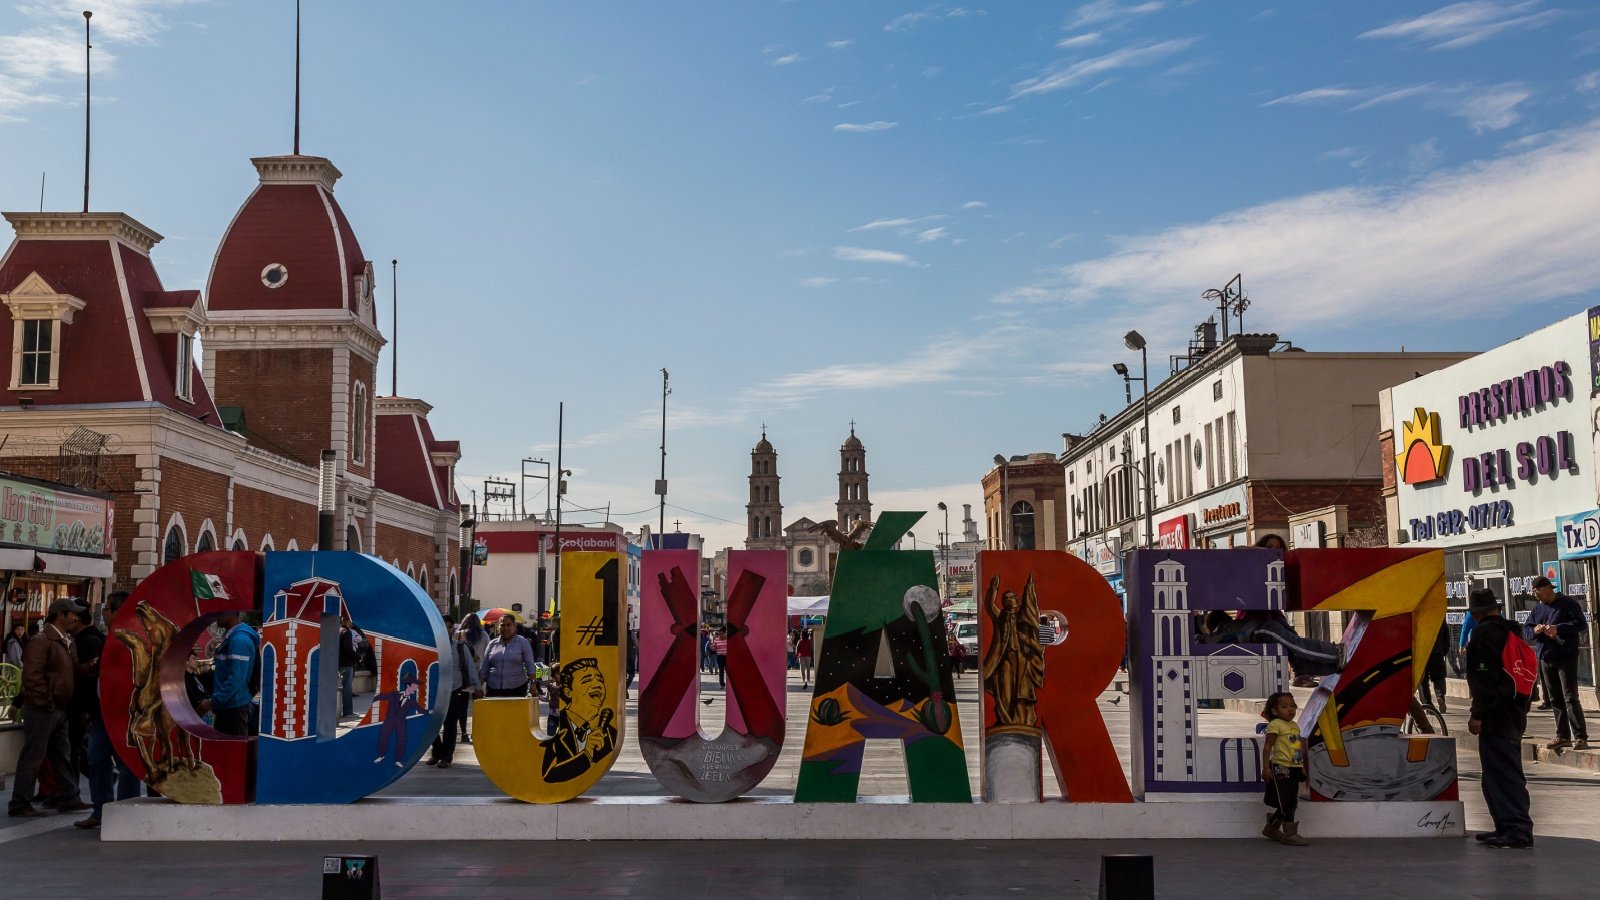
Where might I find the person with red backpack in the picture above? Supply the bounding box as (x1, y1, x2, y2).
(1466, 588, 1535, 850)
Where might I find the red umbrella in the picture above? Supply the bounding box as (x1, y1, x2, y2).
(481, 607, 516, 624)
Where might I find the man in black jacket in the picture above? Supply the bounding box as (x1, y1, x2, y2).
(1466, 588, 1534, 849)
(1524, 576, 1588, 751)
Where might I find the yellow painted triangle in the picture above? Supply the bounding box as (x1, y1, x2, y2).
(1312, 551, 1446, 690)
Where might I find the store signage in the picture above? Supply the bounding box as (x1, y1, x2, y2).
(1292, 520, 1326, 549)
(543, 533, 626, 553)
(1081, 538, 1121, 576)
(1589, 307, 1600, 391)
(1556, 508, 1600, 560)
(1201, 500, 1245, 526)
(1457, 360, 1571, 429)
(0, 475, 113, 556)
(1157, 515, 1190, 550)
(1408, 500, 1514, 541)
(1460, 431, 1577, 494)
(1396, 408, 1451, 485)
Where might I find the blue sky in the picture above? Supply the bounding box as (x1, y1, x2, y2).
(4, 1, 1599, 553)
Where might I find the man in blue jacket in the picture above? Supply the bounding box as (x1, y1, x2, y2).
(202, 612, 259, 737)
(1524, 576, 1589, 751)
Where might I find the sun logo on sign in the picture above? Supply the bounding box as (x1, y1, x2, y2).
(1398, 408, 1451, 485)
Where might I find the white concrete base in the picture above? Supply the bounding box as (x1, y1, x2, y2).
(101, 796, 1466, 841)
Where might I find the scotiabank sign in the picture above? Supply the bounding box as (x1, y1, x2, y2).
(1158, 515, 1191, 550)
(478, 531, 627, 554)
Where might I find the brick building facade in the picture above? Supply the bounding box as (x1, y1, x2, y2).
(0, 152, 462, 607)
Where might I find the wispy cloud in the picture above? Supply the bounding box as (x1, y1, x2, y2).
(834, 120, 898, 132)
(1013, 121, 1600, 335)
(0, 0, 195, 122)
(1267, 81, 1534, 133)
(1263, 86, 1366, 106)
(1317, 146, 1373, 168)
(1354, 82, 1533, 133)
(834, 246, 921, 266)
(801, 276, 839, 288)
(1011, 37, 1199, 98)
(851, 217, 917, 231)
(1057, 32, 1105, 49)
(886, 5, 986, 33)
(1067, 1, 1167, 29)
(828, 39, 854, 49)
(961, 200, 988, 209)
(1360, 1, 1562, 50)
(772, 53, 804, 66)
(914, 227, 949, 243)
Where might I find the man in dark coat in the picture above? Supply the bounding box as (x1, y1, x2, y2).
(1524, 576, 1588, 751)
(1466, 588, 1534, 849)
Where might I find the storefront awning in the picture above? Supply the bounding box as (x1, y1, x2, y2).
(0, 548, 35, 571)
(33, 552, 112, 579)
(788, 595, 829, 616)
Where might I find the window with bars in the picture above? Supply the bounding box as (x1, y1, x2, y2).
(176, 334, 194, 401)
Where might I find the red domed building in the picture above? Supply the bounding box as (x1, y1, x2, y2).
(0, 153, 463, 609)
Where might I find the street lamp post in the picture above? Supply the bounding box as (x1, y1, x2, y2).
(937, 501, 950, 602)
(993, 454, 1010, 549)
(1121, 330, 1154, 548)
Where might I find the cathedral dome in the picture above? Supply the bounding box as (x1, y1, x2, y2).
(755, 436, 774, 453)
(842, 430, 863, 450)
(205, 156, 375, 317)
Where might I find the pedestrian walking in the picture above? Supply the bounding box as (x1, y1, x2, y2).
(1419, 619, 1450, 714)
(8, 598, 91, 818)
(1466, 588, 1535, 850)
(796, 629, 814, 688)
(1524, 576, 1589, 751)
(338, 617, 365, 718)
(4, 622, 25, 666)
(427, 623, 484, 769)
(480, 614, 538, 697)
(1259, 691, 1308, 846)
(711, 629, 729, 689)
(203, 612, 260, 737)
(79, 591, 142, 828)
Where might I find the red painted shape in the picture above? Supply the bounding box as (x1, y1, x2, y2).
(99, 551, 259, 804)
(977, 550, 1132, 803)
(1288, 547, 1434, 610)
(207, 175, 366, 314)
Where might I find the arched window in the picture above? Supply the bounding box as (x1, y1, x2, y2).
(798, 548, 814, 567)
(260, 535, 276, 552)
(751, 516, 759, 535)
(229, 528, 247, 552)
(163, 523, 186, 564)
(763, 516, 772, 538)
(346, 524, 362, 553)
(196, 525, 216, 554)
(1011, 501, 1036, 551)
(353, 383, 369, 464)
(285, 539, 298, 551)
(420, 566, 430, 597)
(763, 486, 770, 502)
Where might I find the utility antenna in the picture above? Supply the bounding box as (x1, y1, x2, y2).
(38, 173, 45, 212)
(82, 11, 92, 213)
(293, 0, 301, 154)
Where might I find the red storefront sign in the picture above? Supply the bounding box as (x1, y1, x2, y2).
(1158, 515, 1191, 550)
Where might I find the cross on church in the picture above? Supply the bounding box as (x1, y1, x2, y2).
(849, 418, 855, 435)
(673, 519, 682, 531)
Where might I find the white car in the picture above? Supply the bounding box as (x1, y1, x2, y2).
(954, 620, 979, 667)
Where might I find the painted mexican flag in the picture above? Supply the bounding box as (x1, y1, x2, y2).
(191, 571, 231, 601)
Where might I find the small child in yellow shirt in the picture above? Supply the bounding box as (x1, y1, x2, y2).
(1261, 691, 1308, 846)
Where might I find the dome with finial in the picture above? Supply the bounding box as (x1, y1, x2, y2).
(754, 426, 774, 454)
(842, 420, 863, 450)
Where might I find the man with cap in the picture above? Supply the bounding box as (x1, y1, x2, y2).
(1524, 575, 1589, 751)
(8, 598, 92, 817)
(1466, 588, 1534, 849)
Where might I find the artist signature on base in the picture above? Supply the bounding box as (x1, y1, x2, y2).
(1417, 810, 1456, 832)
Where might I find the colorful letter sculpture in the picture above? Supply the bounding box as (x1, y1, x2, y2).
(475, 551, 626, 803)
(638, 549, 787, 802)
(101, 551, 260, 804)
(977, 550, 1132, 803)
(1127, 549, 1290, 798)
(255, 553, 452, 804)
(795, 512, 971, 803)
(1287, 549, 1458, 802)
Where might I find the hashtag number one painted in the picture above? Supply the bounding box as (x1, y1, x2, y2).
(591, 557, 620, 647)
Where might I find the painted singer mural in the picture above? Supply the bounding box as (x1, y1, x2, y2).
(97, 515, 1457, 835)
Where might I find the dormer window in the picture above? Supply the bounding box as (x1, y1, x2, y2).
(3, 272, 85, 392)
(176, 333, 194, 401)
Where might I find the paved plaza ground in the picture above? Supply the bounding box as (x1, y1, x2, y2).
(3, 668, 1597, 898)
